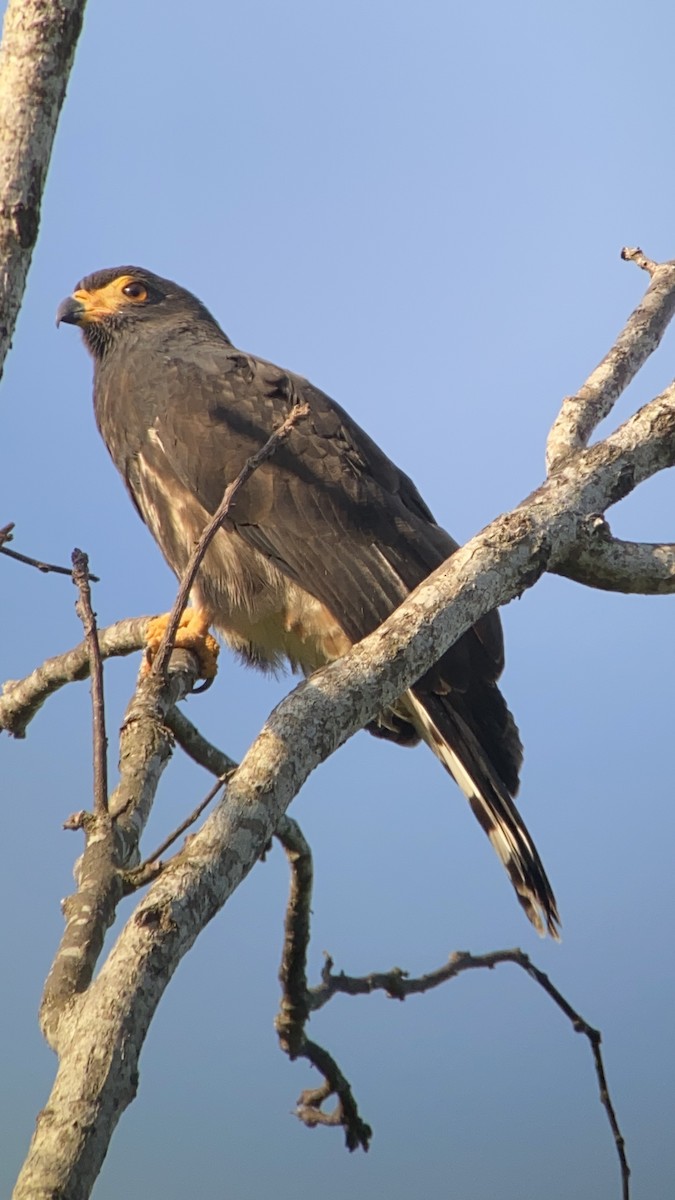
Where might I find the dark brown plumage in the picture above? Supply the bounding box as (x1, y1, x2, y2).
(57, 266, 560, 936)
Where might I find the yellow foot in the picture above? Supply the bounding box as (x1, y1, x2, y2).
(145, 609, 220, 680)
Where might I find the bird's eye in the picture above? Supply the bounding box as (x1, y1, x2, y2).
(122, 281, 148, 302)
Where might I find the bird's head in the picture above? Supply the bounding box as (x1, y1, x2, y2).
(56, 266, 222, 358)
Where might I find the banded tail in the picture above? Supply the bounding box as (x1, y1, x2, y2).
(403, 690, 560, 938)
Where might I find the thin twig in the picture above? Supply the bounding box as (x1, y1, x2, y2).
(161, 714, 629, 1180)
(141, 776, 226, 867)
(165, 707, 238, 777)
(309, 949, 630, 1197)
(0, 522, 100, 579)
(71, 549, 108, 816)
(123, 711, 236, 884)
(516, 954, 630, 1200)
(152, 403, 309, 679)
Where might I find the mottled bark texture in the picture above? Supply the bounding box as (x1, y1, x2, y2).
(0, 0, 86, 380)
(8, 250, 675, 1199)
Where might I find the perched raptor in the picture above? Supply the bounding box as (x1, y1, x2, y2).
(57, 266, 559, 937)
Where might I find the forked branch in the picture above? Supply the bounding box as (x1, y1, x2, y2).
(275, 817, 629, 1194)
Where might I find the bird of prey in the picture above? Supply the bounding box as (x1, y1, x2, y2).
(57, 266, 559, 937)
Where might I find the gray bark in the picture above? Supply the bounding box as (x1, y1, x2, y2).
(0, 0, 86, 381)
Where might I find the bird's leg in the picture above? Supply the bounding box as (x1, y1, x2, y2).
(145, 608, 220, 680)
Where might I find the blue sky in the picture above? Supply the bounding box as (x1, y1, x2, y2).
(2, 1, 674, 1197)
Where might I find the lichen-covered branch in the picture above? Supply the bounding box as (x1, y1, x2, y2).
(0, 615, 150, 737)
(552, 515, 675, 594)
(0, 0, 87, 381)
(39, 652, 201, 1050)
(545, 250, 675, 471)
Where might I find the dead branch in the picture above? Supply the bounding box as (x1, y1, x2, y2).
(274, 819, 628, 1187)
(165, 705, 237, 777)
(310, 950, 628, 1196)
(546, 251, 675, 472)
(0, 521, 101, 578)
(144, 695, 630, 1175)
(0, 615, 150, 737)
(0, 0, 87, 382)
(552, 515, 675, 594)
(39, 650, 202, 1049)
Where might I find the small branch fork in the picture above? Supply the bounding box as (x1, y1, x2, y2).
(165, 716, 628, 1187)
(546, 247, 675, 475)
(544, 247, 675, 596)
(274, 823, 629, 1195)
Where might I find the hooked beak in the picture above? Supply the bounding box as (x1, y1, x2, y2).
(56, 295, 86, 327)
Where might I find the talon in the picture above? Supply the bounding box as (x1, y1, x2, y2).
(144, 610, 220, 680)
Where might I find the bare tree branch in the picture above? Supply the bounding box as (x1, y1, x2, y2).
(546, 251, 675, 471)
(621, 245, 658, 275)
(274, 817, 628, 1183)
(39, 652, 202, 1050)
(274, 817, 372, 1151)
(139, 775, 226, 869)
(0, 615, 150, 737)
(71, 549, 108, 816)
(0, 521, 101, 578)
(552, 515, 675, 594)
(309, 950, 629, 1196)
(0, 0, 87, 381)
(165, 705, 237, 778)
